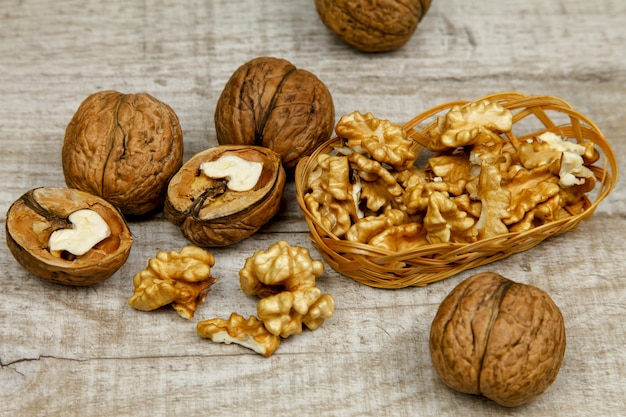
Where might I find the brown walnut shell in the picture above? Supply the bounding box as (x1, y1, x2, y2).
(429, 272, 566, 407)
(5, 187, 133, 286)
(315, 0, 432, 52)
(214, 57, 335, 171)
(164, 145, 286, 247)
(62, 90, 184, 216)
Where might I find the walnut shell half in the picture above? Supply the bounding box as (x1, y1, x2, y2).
(164, 145, 286, 247)
(214, 57, 335, 171)
(5, 187, 133, 286)
(62, 90, 184, 216)
(315, 0, 432, 52)
(429, 272, 566, 407)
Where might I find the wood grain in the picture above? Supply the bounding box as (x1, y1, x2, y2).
(1, 0, 625, 416)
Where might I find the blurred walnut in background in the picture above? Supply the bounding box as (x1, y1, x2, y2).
(315, 0, 432, 52)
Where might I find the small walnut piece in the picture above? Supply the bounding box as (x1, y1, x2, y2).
(5, 187, 132, 286)
(522, 132, 596, 189)
(315, 0, 432, 53)
(214, 57, 335, 171)
(62, 90, 184, 216)
(128, 246, 218, 319)
(336, 111, 417, 171)
(164, 145, 286, 247)
(429, 272, 566, 407)
(197, 313, 281, 357)
(427, 100, 513, 152)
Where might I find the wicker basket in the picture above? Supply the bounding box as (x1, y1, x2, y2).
(294, 92, 618, 288)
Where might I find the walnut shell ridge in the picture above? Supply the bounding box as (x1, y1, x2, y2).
(214, 57, 335, 171)
(429, 272, 566, 407)
(62, 90, 184, 216)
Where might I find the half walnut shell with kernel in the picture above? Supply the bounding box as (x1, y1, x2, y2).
(5, 187, 133, 286)
(164, 145, 286, 247)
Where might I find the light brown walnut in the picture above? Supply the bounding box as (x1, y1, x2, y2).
(429, 272, 566, 407)
(214, 57, 335, 171)
(62, 90, 184, 216)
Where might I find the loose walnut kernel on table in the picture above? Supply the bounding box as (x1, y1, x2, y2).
(128, 246, 218, 319)
(197, 241, 335, 356)
(240, 241, 336, 338)
(197, 313, 281, 358)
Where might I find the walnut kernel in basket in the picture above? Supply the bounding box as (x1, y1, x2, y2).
(302, 106, 602, 247)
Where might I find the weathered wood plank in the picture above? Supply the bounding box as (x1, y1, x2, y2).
(1, 0, 625, 416)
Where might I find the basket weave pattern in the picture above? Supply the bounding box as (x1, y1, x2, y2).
(295, 92, 618, 288)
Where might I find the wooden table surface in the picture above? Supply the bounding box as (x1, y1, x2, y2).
(1, 1, 624, 416)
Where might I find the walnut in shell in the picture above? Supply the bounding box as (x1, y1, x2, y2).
(214, 57, 335, 171)
(62, 90, 184, 216)
(315, 0, 432, 52)
(5, 187, 133, 286)
(429, 272, 566, 407)
(164, 145, 286, 247)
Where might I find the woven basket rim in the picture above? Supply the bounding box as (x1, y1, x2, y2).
(295, 92, 618, 288)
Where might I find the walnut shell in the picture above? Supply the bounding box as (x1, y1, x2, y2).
(315, 0, 432, 52)
(5, 187, 133, 286)
(164, 145, 286, 247)
(214, 57, 335, 171)
(62, 90, 184, 216)
(429, 272, 566, 407)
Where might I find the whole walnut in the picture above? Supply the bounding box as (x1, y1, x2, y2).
(62, 90, 184, 216)
(315, 0, 432, 52)
(214, 57, 335, 171)
(429, 272, 566, 407)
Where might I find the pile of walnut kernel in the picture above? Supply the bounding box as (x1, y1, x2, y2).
(303, 100, 600, 250)
(128, 241, 335, 357)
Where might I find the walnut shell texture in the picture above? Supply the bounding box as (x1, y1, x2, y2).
(315, 0, 432, 52)
(429, 272, 566, 407)
(164, 145, 286, 247)
(5, 187, 133, 286)
(62, 90, 184, 216)
(214, 57, 335, 171)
